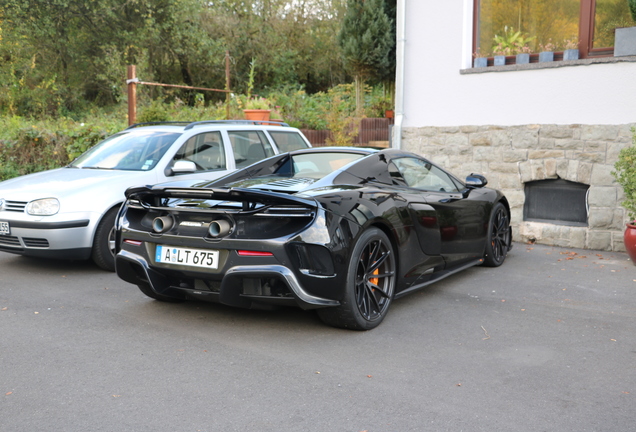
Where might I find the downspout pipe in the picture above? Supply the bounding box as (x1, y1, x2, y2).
(393, 0, 406, 149)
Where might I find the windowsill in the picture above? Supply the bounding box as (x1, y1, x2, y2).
(460, 55, 636, 74)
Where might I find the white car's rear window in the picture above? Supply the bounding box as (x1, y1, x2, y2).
(268, 131, 310, 152)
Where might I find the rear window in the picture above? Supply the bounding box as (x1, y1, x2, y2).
(268, 131, 310, 152)
(285, 152, 365, 178)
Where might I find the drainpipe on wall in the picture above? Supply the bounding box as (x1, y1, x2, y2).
(393, 0, 406, 149)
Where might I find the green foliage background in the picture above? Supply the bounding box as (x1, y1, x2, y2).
(0, 0, 397, 180)
(338, 0, 394, 84)
(0, 0, 362, 117)
(0, 84, 392, 181)
(612, 128, 636, 221)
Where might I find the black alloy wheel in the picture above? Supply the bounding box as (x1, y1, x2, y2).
(318, 228, 396, 330)
(483, 202, 511, 267)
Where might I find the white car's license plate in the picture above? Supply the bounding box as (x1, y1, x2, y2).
(0, 221, 10, 236)
(155, 245, 219, 269)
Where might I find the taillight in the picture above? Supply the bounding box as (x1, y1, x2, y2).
(237, 250, 273, 257)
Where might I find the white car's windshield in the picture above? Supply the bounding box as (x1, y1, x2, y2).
(70, 131, 181, 171)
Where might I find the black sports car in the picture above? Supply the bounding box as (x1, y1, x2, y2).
(115, 147, 512, 330)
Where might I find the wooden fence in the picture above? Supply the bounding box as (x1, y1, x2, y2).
(301, 117, 394, 147)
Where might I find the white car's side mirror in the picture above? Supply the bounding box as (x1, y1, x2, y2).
(172, 160, 197, 174)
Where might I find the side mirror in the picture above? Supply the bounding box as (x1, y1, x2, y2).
(465, 173, 488, 188)
(171, 160, 197, 174)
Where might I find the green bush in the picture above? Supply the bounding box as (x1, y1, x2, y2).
(0, 115, 124, 181)
(612, 127, 636, 221)
(137, 101, 170, 123)
(0, 126, 68, 181)
(0, 83, 394, 182)
(266, 83, 381, 130)
(0, 101, 231, 182)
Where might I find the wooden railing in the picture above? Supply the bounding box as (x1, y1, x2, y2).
(301, 117, 394, 147)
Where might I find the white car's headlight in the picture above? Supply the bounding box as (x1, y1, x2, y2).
(0, 199, 5, 211)
(26, 198, 60, 216)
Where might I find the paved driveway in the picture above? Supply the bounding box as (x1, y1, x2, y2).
(1, 243, 634, 431)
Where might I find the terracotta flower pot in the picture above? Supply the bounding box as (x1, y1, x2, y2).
(243, 109, 271, 121)
(624, 223, 636, 264)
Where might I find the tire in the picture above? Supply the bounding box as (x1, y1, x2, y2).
(91, 207, 119, 271)
(317, 228, 396, 330)
(483, 202, 511, 267)
(137, 283, 184, 303)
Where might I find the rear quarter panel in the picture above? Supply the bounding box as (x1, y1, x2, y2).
(312, 185, 445, 297)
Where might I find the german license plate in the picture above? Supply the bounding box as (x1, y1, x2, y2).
(155, 245, 219, 269)
(0, 221, 9, 236)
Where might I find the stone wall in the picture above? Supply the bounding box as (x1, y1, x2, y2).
(401, 124, 635, 251)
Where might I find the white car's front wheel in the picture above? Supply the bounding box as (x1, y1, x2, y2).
(91, 207, 118, 271)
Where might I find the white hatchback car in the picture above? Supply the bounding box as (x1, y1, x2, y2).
(0, 120, 311, 270)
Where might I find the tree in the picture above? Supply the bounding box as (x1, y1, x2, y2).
(338, 0, 394, 115)
(202, 0, 348, 95)
(0, 0, 352, 117)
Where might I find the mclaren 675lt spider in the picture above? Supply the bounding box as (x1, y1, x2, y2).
(115, 147, 512, 330)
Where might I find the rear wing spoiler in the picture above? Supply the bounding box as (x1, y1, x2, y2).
(125, 186, 318, 209)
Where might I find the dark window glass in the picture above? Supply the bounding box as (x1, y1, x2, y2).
(291, 152, 365, 178)
(174, 131, 226, 171)
(393, 158, 460, 193)
(229, 131, 275, 168)
(268, 131, 310, 152)
(388, 162, 408, 186)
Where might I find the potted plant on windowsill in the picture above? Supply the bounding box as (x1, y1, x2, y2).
(611, 127, 636, 264)
(473, 49, 488, 68)
(492, 44, 511, 66)
(615, 0, 636, 56)
(515, 45, 532, 64)
(491, 27, 535, 66)
(563, 39, 580, 60)
(539, 41, 556, 62)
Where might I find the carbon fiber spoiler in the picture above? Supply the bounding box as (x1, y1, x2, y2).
(125, 186, 318, 208)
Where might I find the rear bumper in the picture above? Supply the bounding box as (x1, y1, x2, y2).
(115, 249, 340, 310)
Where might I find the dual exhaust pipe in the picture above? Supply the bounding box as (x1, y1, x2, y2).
(207, 219, 232, 238)
(152, 216, 174, 233)
(152, 216, 232, 238)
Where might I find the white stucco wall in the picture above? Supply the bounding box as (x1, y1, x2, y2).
(401, 0, 636, 127)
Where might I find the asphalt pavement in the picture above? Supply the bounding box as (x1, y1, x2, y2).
(0, 242, 634, 432)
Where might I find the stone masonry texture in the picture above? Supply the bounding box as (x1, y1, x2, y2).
(402, 124, 636, 252)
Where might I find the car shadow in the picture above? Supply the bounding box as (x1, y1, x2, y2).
(133, 295, 329, 332)
(6, 254, 103, 274)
